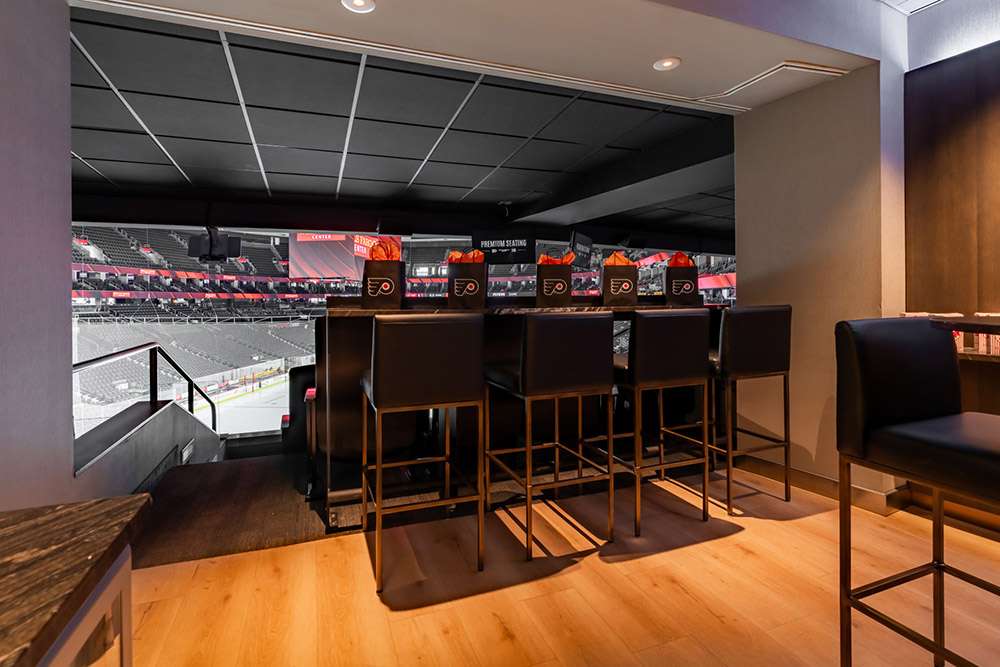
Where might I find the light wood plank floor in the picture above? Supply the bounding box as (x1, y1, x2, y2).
(132, 470, 1000, 666)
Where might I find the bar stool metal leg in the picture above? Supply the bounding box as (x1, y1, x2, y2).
(484, 386, 492, 511)
(444, 407, 451, 501)
(525, 398, 534, 561)
(839, 455, 852, 666)
(932, 488, 945, 667)
(633, 386, 643, 537)
(361, 393, 368, 531)
(607, 391, 615, 543)
(577, 395, 584, 483)
(725, 379, 735, 515)
(784, 372, 792, 502)
(657, 389, 666, 481)
(375, 409, 384, 592)
(477, 403, 485, 571)
(701, 381, 710, 521)
(553, 398, 561, 498)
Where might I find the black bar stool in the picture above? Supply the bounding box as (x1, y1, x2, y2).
(835, 317, 1000, 667)
(710, 305, 792, 514)
(485, 312, 615, 559)
(361, 313, 485, 592)
(609, 309, 711, 535)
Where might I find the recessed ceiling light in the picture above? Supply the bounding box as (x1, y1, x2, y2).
(342, 0, 376, 13)
(652, 57, 682, 72)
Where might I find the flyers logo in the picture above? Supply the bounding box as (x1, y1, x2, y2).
(367, 277, 395, 296)
(671, 279, 695, 295)
(453, 278, 480, 297)
(609, 279, 633, 295)
(542, 279, 568, 296)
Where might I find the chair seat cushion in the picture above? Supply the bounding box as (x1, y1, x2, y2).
(868, 412, 1000, 504)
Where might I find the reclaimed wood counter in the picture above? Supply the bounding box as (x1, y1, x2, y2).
(931, 315, 1000, 335)
(0, 494, 149, 667)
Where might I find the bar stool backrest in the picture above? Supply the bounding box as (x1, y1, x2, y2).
(371, 313, 484, 408)
(521, 312, 613, 396)
(719, 305, 792, 378)
(629, 309, 710, 386)
(835, 317, 961, 458)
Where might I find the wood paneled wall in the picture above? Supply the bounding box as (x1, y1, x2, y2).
(906, 39, 1000, 413)
(906, 39, 1000, 313)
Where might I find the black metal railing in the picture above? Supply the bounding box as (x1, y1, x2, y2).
(72, 341, 217, 431)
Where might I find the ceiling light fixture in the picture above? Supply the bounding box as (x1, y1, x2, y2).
(652, 57, 682, 72)
(342, 0, 376, 14)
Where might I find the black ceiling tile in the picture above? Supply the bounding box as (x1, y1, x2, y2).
(186, 167, 267, 191)
(702, 202, 736, 218)
(404, 184, 467, 202)
(661, 213, 720, 226)
(227, 34, 362, 63)
(415, 161, 492, 188)
(481, 76, 571, 97)
(125, 92, 249, 143)
(249, 107, 347, 151)
(70, 23, 236, 104)
(71, 8, 218, 40)
(452, 84, 570, 137)
(661, 195, 727, 213)
(159, 137, 259, 171)
(581, 91, 662, 111)
(432, 130, 522, 166)
(705, 185, 736, 197)
(267, 172, 337, 195)
(366, 56, 479, 81)
(461, 188, 533, 204)
(505, 139, 591, 171)
(72, 86, 141, 132)
(72, 159, 107, 182)
(566, 146, 635, 173)
(72, 48, 105, 88)
(480, 167, 556, 192)
(259, 146, 341, 177)
(350, 119, 439, 159)
(230, 46, 359, 115)
(609, 111, 711, 150)
(538, 99, 657, 146)
(86, 159, 187, 186)
(72, 128, 167, 164)
(344, 154, 421, 182)
(339, 179, 407, 199)
(664, 105, 719, 119)
(356, 67, 475, 126)
(515, 191, 548, 205)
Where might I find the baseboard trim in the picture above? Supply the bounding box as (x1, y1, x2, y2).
(734, 456, 910, 516)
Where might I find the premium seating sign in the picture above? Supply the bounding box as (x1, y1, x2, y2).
(473, 231, 535, 264)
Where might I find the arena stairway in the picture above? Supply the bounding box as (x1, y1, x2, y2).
(73, 342, 223, 497)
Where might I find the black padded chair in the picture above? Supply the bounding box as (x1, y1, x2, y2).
(361, 313, 485, 592)
(608, 309, 711, 535)
(835, 317, 1000, 666)
(485, 312, 615, 559)
(710, 305, 792, 514)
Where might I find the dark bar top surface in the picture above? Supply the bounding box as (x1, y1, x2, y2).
(0, 494, 150, 667)
(930, 315, 1000, 334)
(325, 296, 721, 317)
